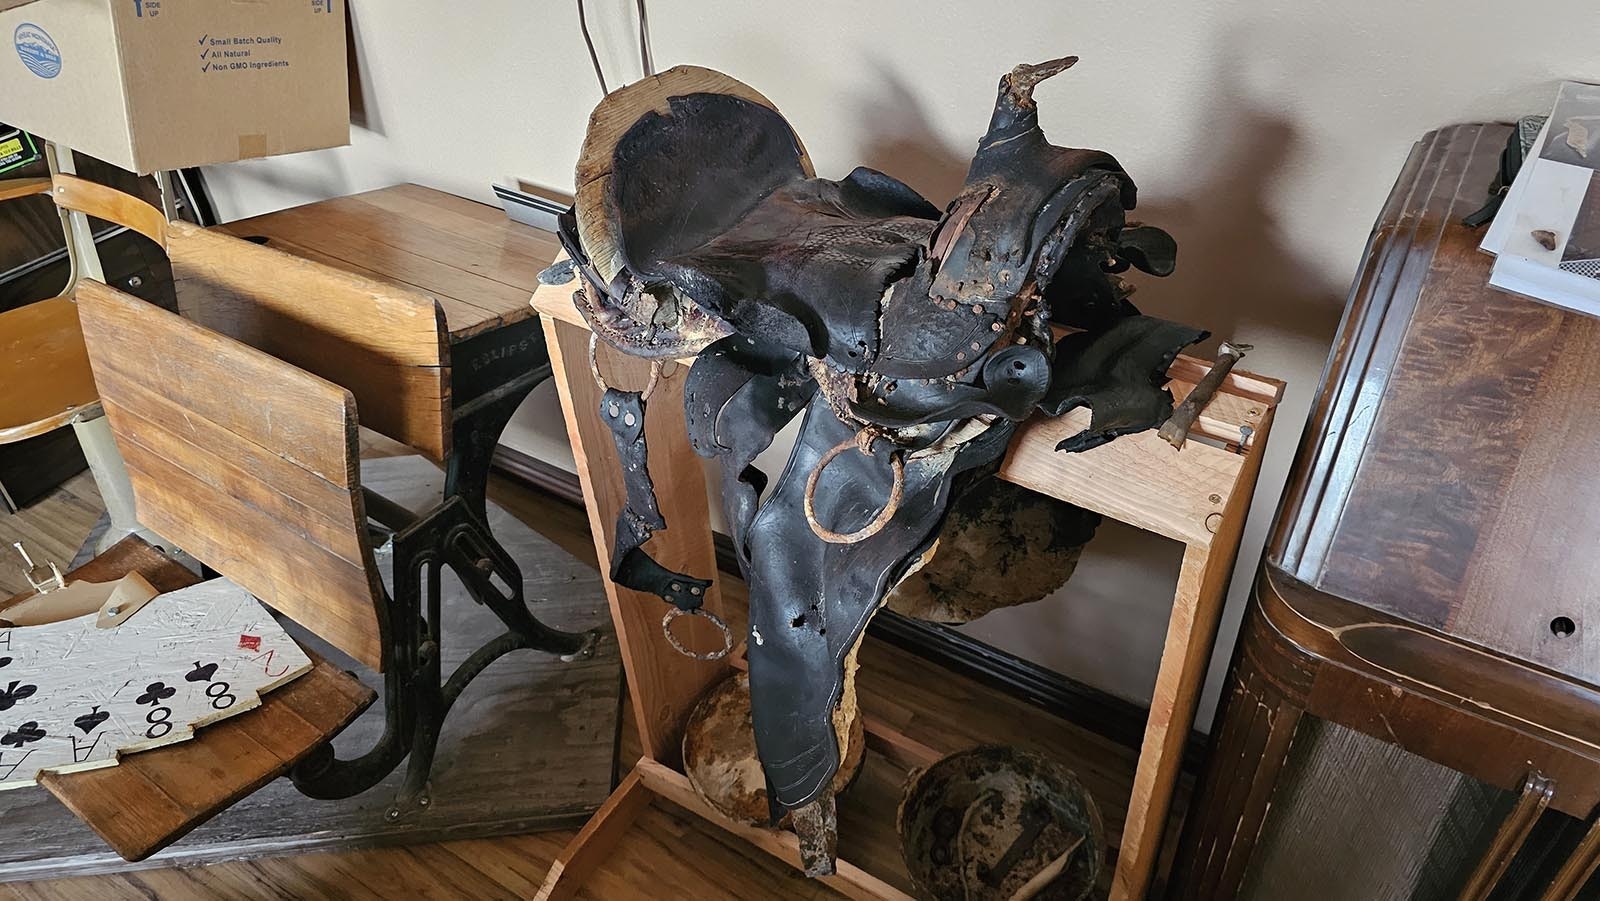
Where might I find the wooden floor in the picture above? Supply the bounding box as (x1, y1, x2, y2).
(0, 461, 1169, 899)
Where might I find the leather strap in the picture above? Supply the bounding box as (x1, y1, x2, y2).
(600, 387, 712, 610)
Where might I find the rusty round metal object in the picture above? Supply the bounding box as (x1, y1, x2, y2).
(803, 436, 905, 545)
(683, 671, 865, 826)
(898, 745, 1103, 901)
(588, 331, 662, 402)
(661, 606, 733, 661)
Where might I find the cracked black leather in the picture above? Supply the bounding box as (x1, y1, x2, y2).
(745, 404, 1016, 812)
(1040, 316, 1209, 453)
(601, 388, 713, 610)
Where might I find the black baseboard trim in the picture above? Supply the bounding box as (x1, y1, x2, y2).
(491, 443, 1209, 768)
(493, 444, 585, 508)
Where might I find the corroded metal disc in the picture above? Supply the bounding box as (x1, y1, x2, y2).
(898, 745, 1103, 901)
(887, 480, 1100, 624)
(683, 670, 864, 826)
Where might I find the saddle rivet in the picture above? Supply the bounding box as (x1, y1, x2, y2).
(972, 304, 983, 314)
(691, 586, 702, 595)
(624, 412, 637, 427)
(670, 582, 682, 592)
(956, 352, 966, 361)
(970, 342, 982, 351)
(991, 322, 1003, 332)
(608, 401, 620, 417)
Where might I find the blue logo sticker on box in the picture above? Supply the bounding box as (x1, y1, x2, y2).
(14, 23, 61, 79)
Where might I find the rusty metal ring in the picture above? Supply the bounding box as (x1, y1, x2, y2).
(589, 332, 661, 402)
(803, 436, 905, 545)
(662, 607, 733, 661)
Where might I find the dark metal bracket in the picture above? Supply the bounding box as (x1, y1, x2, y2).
(290, 337, 602, 814)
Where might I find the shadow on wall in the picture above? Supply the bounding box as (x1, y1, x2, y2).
(853, 62, 972, 206)
(1133, 108, 1345, 357)
(848, 56, 1348, 705)
(853, 60, 1345, 357)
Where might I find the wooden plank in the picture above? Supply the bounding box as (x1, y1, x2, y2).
(79, 281, 358, 487)
(166, 222, 451, 463)
(219, 187, 555, 338)
(216, 206, 529, 325)
(533, 767, 653, 901)
(302, 194, 554, 295)
(346, 186, 562, 286)
(1111, 406, 1274, 901)
(116, 448, 384, 671)
(41, 652, 373, 862)
(1165, 356, 1284, 407)
(1000, 411, 1243, 548)
(106, 397, 368, 568)
(213, 227, 512, 344)
(530, 278, 594, 330)
(77, 282, 387, 670)
(386, 183, 536, 228)
(100, 383, 365, 562)
(541, 314, 729, 764)
(49, 175, 166, 246)
(634, 758, 912, 901)
(861, 719, 942, 772)
(0, 297, 99, 443)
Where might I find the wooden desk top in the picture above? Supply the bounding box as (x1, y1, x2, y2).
(1273, 123, 1600, 687)
(220, 183, 560, 343)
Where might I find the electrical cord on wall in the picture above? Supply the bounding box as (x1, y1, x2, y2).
(576, 0, 656, 96)
(635, 0, 655, 76)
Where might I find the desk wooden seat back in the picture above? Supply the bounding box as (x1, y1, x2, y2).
(52, 173, 453, 462)
(79, 282, 391, 669)
(62, 176, 453, 672)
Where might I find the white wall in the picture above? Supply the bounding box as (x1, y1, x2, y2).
(202, 0, 1600, 726)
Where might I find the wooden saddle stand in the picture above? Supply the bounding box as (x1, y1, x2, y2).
(529, 263, 1284, 899)
(0, 172, 599, 861)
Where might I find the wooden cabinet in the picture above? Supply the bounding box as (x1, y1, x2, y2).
(1171, 124, 1600, 899)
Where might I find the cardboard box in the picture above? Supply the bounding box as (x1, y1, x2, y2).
(1, 0, 348, 174)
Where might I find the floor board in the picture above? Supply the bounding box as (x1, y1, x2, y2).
(0, 456, 1172, 899)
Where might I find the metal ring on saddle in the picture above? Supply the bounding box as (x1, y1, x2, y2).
(661, 606, 733, 660)
(803, 434, 906, 545)
(589, 331, 662, 402)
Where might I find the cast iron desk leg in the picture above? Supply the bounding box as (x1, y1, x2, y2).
(443, 318, 590, 657)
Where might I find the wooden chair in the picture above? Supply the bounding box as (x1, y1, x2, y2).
(0, 176, 114, 517)
(66, 185, 598, 823)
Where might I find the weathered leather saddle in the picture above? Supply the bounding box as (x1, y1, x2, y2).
(547, 58, 1206, 875)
